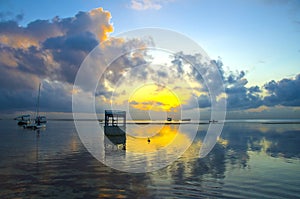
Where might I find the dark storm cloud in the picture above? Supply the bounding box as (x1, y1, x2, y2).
(0, 80, 72, 112)
(0, 20, 21, 33)
(25, 19, 64, 40)
(0, 45, 57, 90)
(0, 47, 42, 90)
(0, 7, 113, 87)
(0, 88, 36, 111)
(222, 70, 300, 110)
(224, 70, 263, 110)
(39, 81, 72, 112)
(0, 8, 113, 112)
(226, 86, 263, 110)
(263, 74, 300, 106)
(43, 31, 98, 83)
(224, 72, 300, 110)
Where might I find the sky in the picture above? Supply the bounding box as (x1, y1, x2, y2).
(0, 0, 299, 119)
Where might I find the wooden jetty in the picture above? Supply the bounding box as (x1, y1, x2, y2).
(104, 110, 126, 136)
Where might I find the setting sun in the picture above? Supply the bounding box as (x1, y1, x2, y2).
(128, 84, 181, 112)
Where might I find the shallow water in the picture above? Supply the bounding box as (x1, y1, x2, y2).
(0, 120, 299, 198)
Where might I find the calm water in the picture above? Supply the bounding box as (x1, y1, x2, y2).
(0, 120, 299, 198)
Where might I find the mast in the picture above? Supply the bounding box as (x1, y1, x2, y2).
(36, 83, 41, 119)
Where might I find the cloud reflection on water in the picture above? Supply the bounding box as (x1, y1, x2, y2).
(0, 121, 299, 198)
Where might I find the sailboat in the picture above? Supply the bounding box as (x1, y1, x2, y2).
(24, 83, 46, 130)
(15, 114, 31, 125)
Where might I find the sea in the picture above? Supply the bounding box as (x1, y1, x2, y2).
(0, 119, 299, 199)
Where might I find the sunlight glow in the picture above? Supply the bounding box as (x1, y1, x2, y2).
(126, 125, 190, 153)
(129, 84, 181, 112)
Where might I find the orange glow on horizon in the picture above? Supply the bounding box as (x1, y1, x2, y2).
(129, 84, 181, 112)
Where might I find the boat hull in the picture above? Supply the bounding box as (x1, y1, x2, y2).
(23, 123, 46, 130)
(17, 120, 31, 125)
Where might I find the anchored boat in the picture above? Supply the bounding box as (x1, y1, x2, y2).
(15, 114, 31, 125)
(23, 83, 47, 130)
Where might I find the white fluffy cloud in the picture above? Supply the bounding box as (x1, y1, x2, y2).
(130, 0, 174, 10)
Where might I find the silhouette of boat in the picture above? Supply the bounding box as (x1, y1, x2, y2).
(35, 116, 47, 124)
(209, 120, 218, 123)
(24, 122, 46, 130)
(24, 83, 47, 129)
(181, 118, 191, 122)
(15, 114, 31, 125)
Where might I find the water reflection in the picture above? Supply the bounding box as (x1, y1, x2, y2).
(101, 123, 196, 173)
(102, 122, 300, 170)
(221, 123, 300, 159)
(104, 124, 186, 152)
(126, 125, 190, 153)
(0, 121, 299, 198)
(104, 126, 126, 151)
(103, 123, 300, 163)
(102, 122, 300, 181)
(149, 123, 300, 198)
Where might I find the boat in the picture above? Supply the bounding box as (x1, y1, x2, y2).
(181, 118, 191, 122)
(209, 120, 218, 123)
(34, 83, 47, 125)
(15, 114, 31, 125)
(24, 122, 46, 130)
(24, 83, 47, 129)
(35, 116, 47, 124)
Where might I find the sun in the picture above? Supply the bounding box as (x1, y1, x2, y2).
(128, 83, 181, 112)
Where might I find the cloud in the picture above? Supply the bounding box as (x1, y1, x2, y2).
(0, 6, 299, 116)
(43, 31, 99, 84)
(0, 8, 114, 113)
(0, 11, 23, 22)
(125, 49, 300, 115)
(0, 80, 72, 112)
(0, 7, 113, 89)
(0, 7, 112, 48)
(0, 19, 62, 49)
(224, 71, 300, 111)
(170, 53, 265, 111)
(130, 0, 174, 10)
(197, 94, 211, 108)
(263, 74, 300, 106)
(39, 80, 73, 112)
(225, 70, 263, 110)
(0, 88, 36, 111)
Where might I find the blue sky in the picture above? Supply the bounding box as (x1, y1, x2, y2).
(2, 0, 299, 86)
(0, 0, 300, 119)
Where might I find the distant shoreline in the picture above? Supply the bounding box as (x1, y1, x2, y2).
(44, 119, 300, 125)
(3, 118, 300, 124)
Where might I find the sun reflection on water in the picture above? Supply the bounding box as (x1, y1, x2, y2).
(126, 125, 191, 154)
